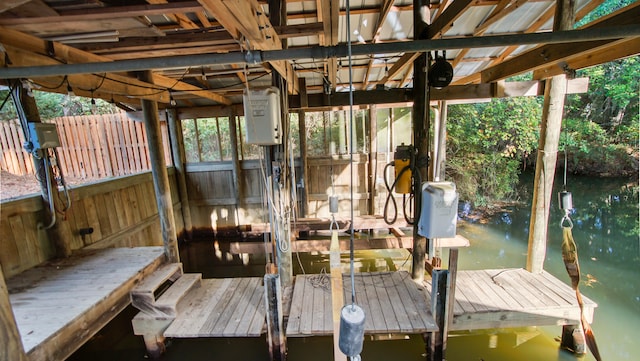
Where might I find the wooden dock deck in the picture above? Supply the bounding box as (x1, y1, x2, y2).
(423, 268, 598, 331)
(286, 271, 438, 337)
(6, 246, 165, 361)
(163, 277, 266, 338)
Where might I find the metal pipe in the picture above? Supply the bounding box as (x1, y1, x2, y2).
(0, 25, 638, 79)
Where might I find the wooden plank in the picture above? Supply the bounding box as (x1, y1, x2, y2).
(383, 271, 412, 333)
(0, 256, 28, 361)
(285, 275, 305, 335)
(153, 273, 202, 317)
(311, 278, 326, 333)
(373, 273, 398, 332)
(233, 278, 265, 336)
(298, 276, 315, 335)
(197, 278, 247, 334)
(360, 273, 387, 331)
(7, 247, 165, 359)
(390, 272, 425, 330)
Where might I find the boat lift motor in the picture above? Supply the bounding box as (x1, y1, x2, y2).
(418, 181, 458, 239)
(393, 144, 413, 194)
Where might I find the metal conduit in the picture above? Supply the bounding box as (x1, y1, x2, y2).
(0, 25, 638, 79)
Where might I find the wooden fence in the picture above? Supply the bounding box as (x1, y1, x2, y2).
(0, 113, 171, 179)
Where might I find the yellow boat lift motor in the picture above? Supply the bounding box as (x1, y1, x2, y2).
(393, 144, 412, 194)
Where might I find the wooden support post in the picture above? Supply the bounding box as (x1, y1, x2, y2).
(229, 109, 244, 218)
(330, 231, 347, 361)
(142, 334, 166, 359)
(264, 273, 286, 361)
(526, 0, 574, 274)
(411, 0, 431, 283)
(269, 0, 293, 288)
(166, 108, 193, 240)
(427, 269, 449, 361)
(368, 105, 378, 215)
(561, 324, 586, 354)
(298, 77, 309, 218)
(138, 71, 180, 263)
(1, 265, 28, 361)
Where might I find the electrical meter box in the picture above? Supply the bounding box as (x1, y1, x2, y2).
(243, 87, 282, 145)
(418, 181, 458, 238)
(28, 122, 60, 149)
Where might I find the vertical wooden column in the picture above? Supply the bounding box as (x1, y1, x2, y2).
(368, 105, 378, 215)
(526, 0, 574, 274)
(166, 108, 193, 240)
(1, 265, 28, 361)
(427, 269, 448, 361)
(269, 0, 293, 288)
(411, 0, 431, 282)
(138, 71, 180, 263)
(297, 78, 309, 218)
(229, 108, 244, 217)
(264, 274, 286, 361)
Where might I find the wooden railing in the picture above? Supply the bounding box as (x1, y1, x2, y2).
(0, 113, 171, 179)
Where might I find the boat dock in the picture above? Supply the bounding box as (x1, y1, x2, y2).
(431, 268, 597, 331)
(3, 246, 597, 360)
(5, 247, 165, 361)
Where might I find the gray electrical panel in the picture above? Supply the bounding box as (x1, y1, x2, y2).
(28, 123, 60, 149)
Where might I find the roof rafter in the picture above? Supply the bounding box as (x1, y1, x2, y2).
(362, 0, 395, 90)
(0, 26, 232, 105)
(197, 0, 298, 94)
(481, 1, 640, 83)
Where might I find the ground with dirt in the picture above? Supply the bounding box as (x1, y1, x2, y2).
(0, 170, 90, 201)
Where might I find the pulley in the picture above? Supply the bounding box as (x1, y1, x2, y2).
(339, 304, 366, 359)
(428, 51, 453, 89)
(558, 191, 573, 212)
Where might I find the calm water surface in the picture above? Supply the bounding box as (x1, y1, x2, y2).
(70, 175, 639, 361)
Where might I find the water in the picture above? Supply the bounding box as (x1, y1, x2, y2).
(69, 175, 639, 361)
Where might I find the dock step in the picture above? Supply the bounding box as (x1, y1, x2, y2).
(154, 273, 202, 317)
(131, 263, 183, 309)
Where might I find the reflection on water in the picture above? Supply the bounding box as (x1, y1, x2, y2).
(70, 175, 638, 361)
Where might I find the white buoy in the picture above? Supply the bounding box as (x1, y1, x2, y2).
(339, 304, 365, 358)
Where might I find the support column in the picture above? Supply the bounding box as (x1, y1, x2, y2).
(138, 71, 180, 263)
(297, 77, 309, 218)
(368, 105, 378, 215)
(269, 0, 293, 288)
(411, 0, 431, 282)
(526, 0, 574, 274)
(229, 108, 244, 220)
(264, 274, 286, 361)
(166, 108, 193, 241)
(1, 265, 28, 361)
(427, 269, 448, 361)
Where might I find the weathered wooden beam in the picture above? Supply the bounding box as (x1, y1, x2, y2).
(298, 77, 309, 217)
(0, 26, 231, 105)
(376, 52, 420, 86)
(139, 71, 180, 263)
(0, 2, 204, 24)
(427, 0, 474, 39)
(527, 0, 575, 274)
(264, 274, 286, 361)
(329, 231, 347, 361)
(412, 0, 429, 284)
(481, 1, 640, 83)
(0, 265, 28, 361)
(532, 37, 640, 79)
(0, 0, 32, 14)
(167, 108, 193, 240)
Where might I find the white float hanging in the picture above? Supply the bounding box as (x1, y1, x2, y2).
(418, 181, 458, 238)
(243, 87, 282, 145)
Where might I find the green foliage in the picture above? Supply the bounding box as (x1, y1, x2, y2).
(1, 89, 119, 121)
(447, 97, 541, 204)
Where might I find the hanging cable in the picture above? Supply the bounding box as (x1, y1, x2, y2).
(338, 1, 366, 360)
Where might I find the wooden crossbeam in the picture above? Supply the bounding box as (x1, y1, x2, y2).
(481, 1, 640, 82)
(0, 26, 232, 105)
(376, 52, 420, 86)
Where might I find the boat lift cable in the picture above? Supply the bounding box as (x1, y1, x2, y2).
(338, 1, 366, 360)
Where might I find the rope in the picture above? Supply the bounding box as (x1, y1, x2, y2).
(561, 226, 602, 361)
